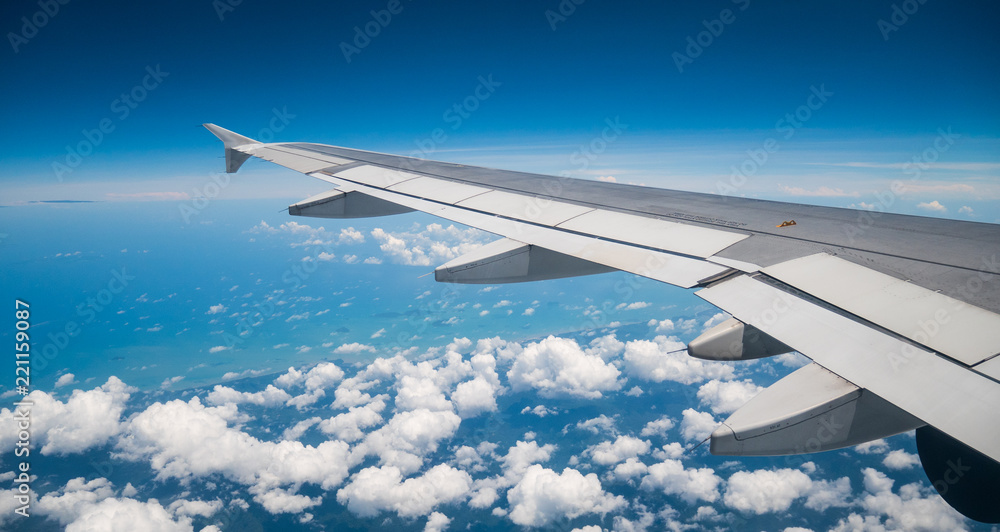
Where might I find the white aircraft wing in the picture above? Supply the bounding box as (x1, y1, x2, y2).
(205, 123, 1000, 523)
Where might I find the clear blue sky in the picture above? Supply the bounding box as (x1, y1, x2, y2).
(2, 0, 998, 213)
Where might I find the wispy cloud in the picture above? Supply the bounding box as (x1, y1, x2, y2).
(105, 192, 191, 201)
(916, 200, 947, 213)
(897, 183, 975, 194)
(778, 185, 859, 198)
(809, 161, 1000, 172)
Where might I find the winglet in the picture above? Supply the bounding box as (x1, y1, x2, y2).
(202, 123, 260, 173)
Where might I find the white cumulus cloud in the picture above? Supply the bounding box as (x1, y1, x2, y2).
(507, 336, 621, 398)
(507, 465, 626, 527)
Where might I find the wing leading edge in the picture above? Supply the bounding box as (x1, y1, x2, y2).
(204, 123, 1000, 523)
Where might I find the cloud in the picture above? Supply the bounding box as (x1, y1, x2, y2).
(301, 363, 346, 390)
(724, 468, 853, 515)
(500, 440, 557, 486)
(424, 512, 451, 532)
(35, 477, 116, 525)
(958, 205, 973, 215)
(205, 384, 292, 407)
(370, 224, 490, 266)
(334, 343, 377, 355)
(35, 477, 217, 530)
(615, 301, 650, 310)
(507, 336, 622, 398)
(452, 442, 496, 475)
(640, 459, 722, 504)
(898, 183, 976, 195)
(507, 465, 626, 527)
(15, 331, 952, 529)
(854, 439, 889, 455)
(647, 318, 674, 333)
(394, 375, 452, 413)
(352, 409, 462, 474)
(520, 405, 557, 417)
(680, 408, 717, 442)
(115, 396, 352, 512)
(702, 312, 730, 331)
(318, 398, 386, 442)
(331, 384, 377, 410)
(0, 377, 134, 456)
(221, 368, 270, 381)
(271, 363, 345, 409)
(639, 416, 675, 438)
(916, 200, 947, 213)
(160, 376, 184, 390)
(338, 227, 366, 244)
(696, 379, 763, 414)
(282, 417, 322, 441)
(571, 414, 618, 435)
(821, 161, 1000, 172)
(336, 464, 471, 518)
(882, 449, 919, 470)
(451, 376, 499, 418)
(623, 336, 734, 385)
(104, 191, 191, 202)
(60, 497, 195, 531)
(206, 304, 227, 315)
(610, 457, 648, 482)
(830, 468, 965, 531)
(208, 346, 230, 353)
(55, 373, 76, 388)
(723, 468, 813, 514)
(585, 436, 650, 466)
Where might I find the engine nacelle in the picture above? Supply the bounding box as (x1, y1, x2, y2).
(917, 425, 1000, 523)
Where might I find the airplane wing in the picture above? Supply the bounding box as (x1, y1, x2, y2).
(204, 123, 1000, 523)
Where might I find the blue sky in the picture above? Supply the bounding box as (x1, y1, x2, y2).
(2, 0, 999, 531)
(3, 0, 999, 215)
